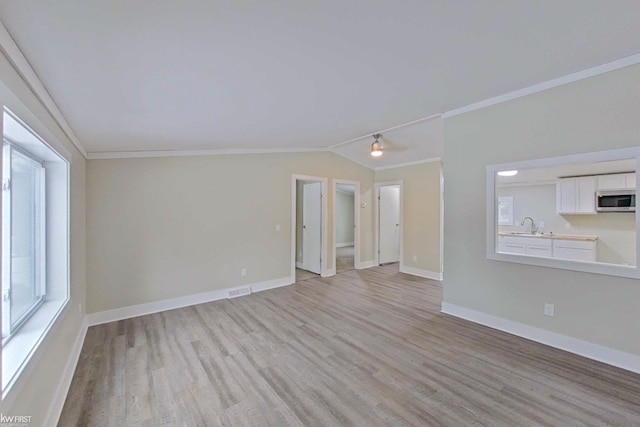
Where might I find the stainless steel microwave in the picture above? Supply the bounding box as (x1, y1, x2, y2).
(596, 190, 635, 212)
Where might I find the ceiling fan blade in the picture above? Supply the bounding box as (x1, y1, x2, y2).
(380, 137, 408, 152)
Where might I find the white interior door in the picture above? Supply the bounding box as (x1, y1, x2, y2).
(379, 185, 400, 264)
(302, 182, 322, 274)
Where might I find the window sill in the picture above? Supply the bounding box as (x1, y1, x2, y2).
(2, 297, 68, 396)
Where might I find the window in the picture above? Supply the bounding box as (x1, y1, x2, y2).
(1, 108, 69, 396)
(2, 143, 46, 340)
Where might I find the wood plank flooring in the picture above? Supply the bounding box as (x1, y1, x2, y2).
(336, 246, 355, 273)
(295, 268, 319, 282)
(59, 264, 640, 426)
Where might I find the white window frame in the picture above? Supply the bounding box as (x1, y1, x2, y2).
(1, 107, 70, 398)
(2, 142, 47, 342)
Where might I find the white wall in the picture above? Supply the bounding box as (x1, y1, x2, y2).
(498, 184, 635, 265)
(444, 64, 640, 356)
(0, 51, 86, 425)
(335, 190, 355, 246)
(87, 152, 374, 313)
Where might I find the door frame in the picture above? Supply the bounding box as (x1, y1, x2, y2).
(291, 174, 328, 279)
(332, 179, 360, 273)
(374, 181, 403, 266)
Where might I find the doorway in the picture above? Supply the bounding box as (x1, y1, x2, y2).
(292, 175, 328, 281)
(333, 179, 360, 273)
(375, 182, 402, 266)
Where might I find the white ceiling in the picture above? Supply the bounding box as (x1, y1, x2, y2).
(1, 1, 639, 165)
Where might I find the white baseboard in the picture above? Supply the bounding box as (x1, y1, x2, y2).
(295, 261, 303, 269)
(356, 260, 377, 269)
(400, 265, 443, 281)
(87, 276, 291, 326)
(322, 268, 336, 277)
(44, 317, 88, 426)
(336, 242, 354, 248)
(441, 302, 640, 374)
(251, 276, 294, 293)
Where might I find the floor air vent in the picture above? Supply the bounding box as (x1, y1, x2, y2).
(227, 287, 251, 299)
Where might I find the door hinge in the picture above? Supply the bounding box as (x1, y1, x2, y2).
(2, 179, 10, 191)
(320, 257, 322, 264)
(2, 289, 10, 302)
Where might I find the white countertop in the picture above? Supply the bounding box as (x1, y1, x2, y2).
(499, 232, 598, 242)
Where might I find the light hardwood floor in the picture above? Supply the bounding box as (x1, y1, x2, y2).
(59, 264, 640, 426)
(295, 268, 319, 282)
(336, 245, 354, 273)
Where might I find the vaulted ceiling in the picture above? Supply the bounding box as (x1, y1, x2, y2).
(1, 1, 639, 166)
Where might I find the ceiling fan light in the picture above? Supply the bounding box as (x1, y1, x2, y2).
(371, 142, 383, 157)
(371, 135, 383, 157)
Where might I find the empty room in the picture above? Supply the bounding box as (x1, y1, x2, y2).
(0, 2, 640, 426)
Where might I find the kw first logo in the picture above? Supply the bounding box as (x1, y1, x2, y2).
(0, 414, 32, 425)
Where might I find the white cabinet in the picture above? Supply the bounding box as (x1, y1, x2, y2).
(625, 173, 636, 189)
(597, 173, 636, 190)
(499, 236, 551, 257)
(557, 179, 577, 213)
(556, 176, 596, 214)
(597, 174, 626, 190)
(552, 239, 597, 262)
(499, 235, 597, 262)
(502, 242, 526, 254)
(526, 243, 552, 258)
(577, 177, 597, 213)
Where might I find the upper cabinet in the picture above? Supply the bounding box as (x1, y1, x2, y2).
(556, 176, 597, 214)
(597, 173, 636, 190)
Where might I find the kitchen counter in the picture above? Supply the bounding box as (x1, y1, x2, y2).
(498, 232, 598, 242)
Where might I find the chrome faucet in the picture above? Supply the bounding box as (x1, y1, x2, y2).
(521, 217, 538, 233)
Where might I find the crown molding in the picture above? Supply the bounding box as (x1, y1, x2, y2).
(0, 21, 88, 158)
(443, 52, 640, 119)
(374, 157, 441, 171)
(87, 147, 329, 159)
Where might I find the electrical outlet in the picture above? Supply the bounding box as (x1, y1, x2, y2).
(565, 222, 571, 229)
(413, 255, 418, 262)
(544, 303, 555, 316)
(275, 224, 280, 232)
(241, 268, 247, 277)
(539, 221, 545, 228)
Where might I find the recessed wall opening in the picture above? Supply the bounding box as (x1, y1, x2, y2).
(374, 182, 402, 268)
(333, 180, 360, 273)
(487, 147, 640, 279)
(292, 175, 328, 281)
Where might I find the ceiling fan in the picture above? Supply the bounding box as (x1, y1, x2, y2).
(370, 134, 408, 157)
